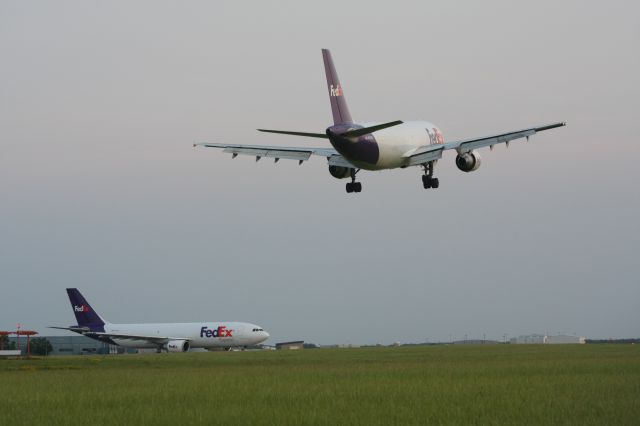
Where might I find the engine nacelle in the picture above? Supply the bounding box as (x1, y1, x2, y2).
(455, 150, 482, 172)
(166, 340, 190, 352)
(328, 165, 351, 179)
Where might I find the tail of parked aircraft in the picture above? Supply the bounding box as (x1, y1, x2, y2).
(322, 49, 353, 125)
(66, 288, 107, 331)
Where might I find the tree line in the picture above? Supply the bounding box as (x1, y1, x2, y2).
(0, 335, 53, 355)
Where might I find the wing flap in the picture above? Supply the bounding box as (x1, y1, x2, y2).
(452, 129, 536, 152)
(196, 142, 340, 164)
(327, 155, 356, 168)
(222, 146, 311, 161)
(406, 145, 445, 166)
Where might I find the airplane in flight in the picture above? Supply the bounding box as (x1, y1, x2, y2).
(196, 49, 565, 193)
(50, 288, 270, 352)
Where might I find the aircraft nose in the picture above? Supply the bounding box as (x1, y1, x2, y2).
(263, 331, 270, 339)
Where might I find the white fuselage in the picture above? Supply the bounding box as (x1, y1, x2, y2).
(105, 322, 269, 349)
(359, 121, 444, 170)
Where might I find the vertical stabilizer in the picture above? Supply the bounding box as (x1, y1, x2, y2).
(66, 288, 106, 331)
(322, 49, 353, 125)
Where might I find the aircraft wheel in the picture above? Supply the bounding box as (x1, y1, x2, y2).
(346, 183, 353, 193)
(354, 182, 362, 192)
(422, 175, 432, 189)
(431, 178, 439, 189)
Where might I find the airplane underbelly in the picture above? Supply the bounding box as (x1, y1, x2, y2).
(334, 137, 406, 170)
(376, 144, 408, 169)
(197, 337, 237, 348)
(374, 129, 430, 169)
(112, 339, 157, 349)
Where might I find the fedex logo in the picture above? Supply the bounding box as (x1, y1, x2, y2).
(330, 84, 343, 97)
(200, 326, 233, 338)
(426, 127, 445, 145)
(74, 305, 90, 313)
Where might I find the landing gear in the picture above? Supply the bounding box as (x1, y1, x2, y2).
(346, 182, 362, 193)
(345, 169, 362, 193)
(422, 161, 439, 189)
(422, 175, 439, 189)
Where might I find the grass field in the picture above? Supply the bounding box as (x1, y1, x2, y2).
(1, 345, 639, 425)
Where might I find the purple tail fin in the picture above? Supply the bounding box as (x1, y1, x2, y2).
(322, 49, 353, 125)
(66, 288, 106, 331)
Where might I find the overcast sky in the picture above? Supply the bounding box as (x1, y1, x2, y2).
(1, 1, 638, 345)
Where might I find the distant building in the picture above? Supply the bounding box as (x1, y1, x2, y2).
(544, 335, 586, 344)
(7, 335, 133, 355)
(510, 334, 586, 344)
(275, 341, 304, 350)
(452, 340, 500, 345)
(511, 334, 546, 344)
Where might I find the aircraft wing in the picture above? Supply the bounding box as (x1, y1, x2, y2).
(405, 145, 446, 166)
(407, 122, 566, 166)
(49, 326, 181, 345)
(444, 122, 566, 152)
(89, 332, 183, 345)
(195, 142, 354, 167)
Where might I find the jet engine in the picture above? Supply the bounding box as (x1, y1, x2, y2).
(328, 165, 351, 179)
(166, 340, 190, 352)
(455, 150, 482, 172)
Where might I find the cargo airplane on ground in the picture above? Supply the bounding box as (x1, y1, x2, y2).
(196, 49, 565, 193)
(51, 289, 270, 352)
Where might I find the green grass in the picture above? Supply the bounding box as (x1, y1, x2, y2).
(1, 345, 639, 425)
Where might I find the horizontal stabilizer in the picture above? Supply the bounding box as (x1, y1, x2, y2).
(257, 129, 328, 139)
(340, 120, 403, 138)
(49, 326, 92, 333)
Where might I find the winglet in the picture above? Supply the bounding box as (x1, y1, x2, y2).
(534, 122, 566, 132)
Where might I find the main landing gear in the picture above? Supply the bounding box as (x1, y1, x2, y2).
(422, 161, 439, 189)
(346, 168, 362, 193)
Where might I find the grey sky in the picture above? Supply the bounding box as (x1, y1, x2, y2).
(1, 1, 638, 345)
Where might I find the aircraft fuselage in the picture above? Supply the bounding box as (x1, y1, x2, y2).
(105, 322, 269, 349)
(328, 121, 444, 170)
